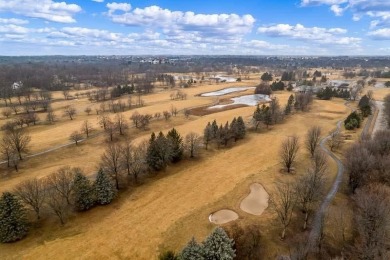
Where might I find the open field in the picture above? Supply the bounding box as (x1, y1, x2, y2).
(0, 73, 388, 259)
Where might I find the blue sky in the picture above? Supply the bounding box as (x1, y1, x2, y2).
(0, 0, 389, 55)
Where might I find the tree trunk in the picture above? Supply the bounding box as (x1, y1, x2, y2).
(303, 211, 308, 230)
(281, 227, 286, 240)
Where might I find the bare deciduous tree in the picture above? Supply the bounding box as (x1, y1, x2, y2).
(280, 135, 300, 173)
(354, 184, 390, 259)
(4, 128, 31, 160)
(84, 107, 92, 115)
(185, 132, 201, 158)
(115, 113, 128, 135)
(46, 108, 56, 123)
(327, 131, 342, 152)
(101, 143, 122, 189)
(305, 126, 322, 157)
(81, 120, 94, 138)
(2, 107, 12, 118)
(270, 182, 296, 239)
(345, 144, 374, 193)
(63, 105, 77, 120)
(45, 186, 69, 225)
(14, 178, 46, 220)
(46, 167, 76, 205)
(295, 167, 326, 230)
(69, 131, 83, 145)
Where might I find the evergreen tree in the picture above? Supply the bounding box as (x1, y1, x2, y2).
(230, 117, 238, 142)
(202, 227, 235, 260)
(203, 122, 213, 150)
(236, 116, 246, 140)
(0, 192, 28, 243)
(94, 169, 116, 205)
(147, 132, 171, 170)
(222, 121, 230, 146)
(73, 172, 95, 211)
(181, 237, 205, 260)
(252, 104, 263, 130)
(358, 95, 371, 117)
(211, 120, 218, 139)
(166, 128, 183, 163)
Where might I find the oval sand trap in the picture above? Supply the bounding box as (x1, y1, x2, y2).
(240, 183, 269, 215)
(209, 209, 238, 224)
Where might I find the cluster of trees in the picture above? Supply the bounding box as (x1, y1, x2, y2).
(161, 227, 235, 260)
(345, 129, 390, 193)
(343, 129, 390, 259)
(270, 81, 286, 91)
(203, 117, 246, 149)
(316, 87, 350, 100)
(0, 167, 117, 242)
(252, 98, 285, 130)
(281, 71, 296, 81)
(271, 126, 328, 240)
(1, 128, 31, 171)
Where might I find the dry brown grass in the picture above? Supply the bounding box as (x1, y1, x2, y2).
(1, 73, 370, 259)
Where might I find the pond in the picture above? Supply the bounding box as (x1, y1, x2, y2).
(200, 87, 255, 97)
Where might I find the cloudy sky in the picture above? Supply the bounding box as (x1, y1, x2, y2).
(0, 0, 389, 55)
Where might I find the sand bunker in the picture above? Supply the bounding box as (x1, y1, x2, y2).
(240, 183, 269, 216)
(209, 209, 239, 224)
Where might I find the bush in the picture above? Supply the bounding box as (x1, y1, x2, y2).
(344, 111, 361, 130)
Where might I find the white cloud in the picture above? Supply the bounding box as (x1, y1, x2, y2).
(0, 0, 82, 23)
(0, 24, 29, 34)
(257, 23, 360, 45)
(92, 0, 104, 2)
(301, 0, 347, 6)
(330, 5, 344, 16)
(301, 0, 390, 29)
(106, 4, 255, 41)
(0, 18, 29, 24)
(368, 28, 390, 39)
(106, 2, 131, 15)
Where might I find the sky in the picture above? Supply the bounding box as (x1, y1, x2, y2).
(0, 0, 389, 56)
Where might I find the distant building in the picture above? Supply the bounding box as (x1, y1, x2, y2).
(12, 81, 22, 90)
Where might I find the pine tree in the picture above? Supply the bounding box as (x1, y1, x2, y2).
(236, 116, 246, 140)
(181, 237, 205, 260)
(146, 132, 171, 171)
(230, 117, 238, 142)
(285, 94, 294, 115)
(202, 227, 235, 260)
(211, 120, 218, 139)
(73, 172, 95, 211)
(0, 192, 28, 243)
(203, 122, 213, 150)
(222, 121, 230, 146)
(166, 128, 183, 163)
(253, 104, 263, 130)
(94, 169, 116, 205)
